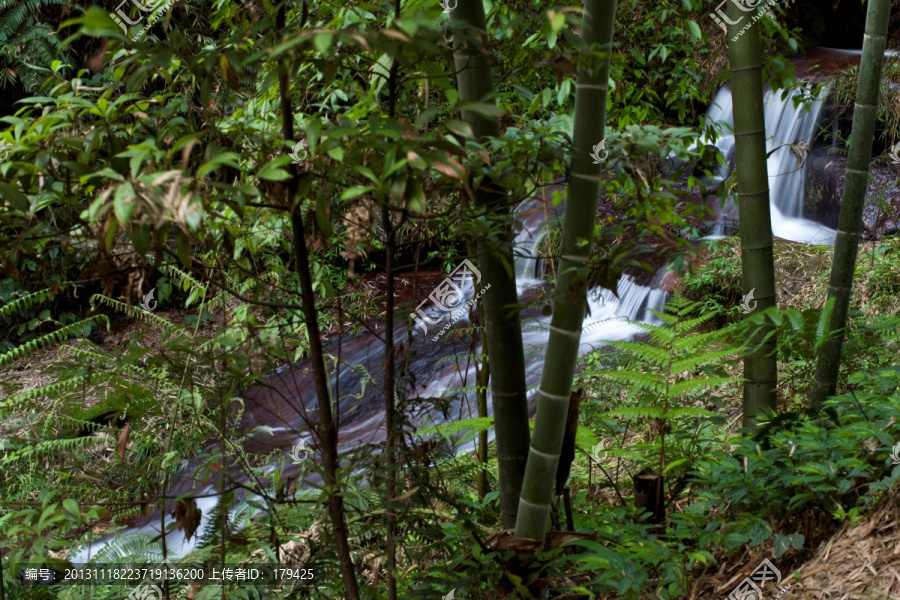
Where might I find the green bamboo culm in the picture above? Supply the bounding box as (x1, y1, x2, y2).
(810, 0, 891, 407)
(449, 1, 531, 528)
(726, 1, 778, 429)
(514, 0, 617, 542)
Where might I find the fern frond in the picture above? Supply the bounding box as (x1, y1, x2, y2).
(670, 348, 739, 373)
(418, 416, 494, 438)
(59, 342, 122, 366)
(43, 412, 111, 433)
(89, 294, 181, 331)
(671, 326, 732, 351)
(57, 343, 185, 401)
(673, 310, 719, 334)
(0, 374, 86, 415)
(160, 264, 207, 295)
(599, 339, 671, 367)
(666, 376, 736, 396)
(601, 406, 665, 419)
(203, 292, 229, 311)
(662, 406, 723, 419)
(0, 315, 108, 368)
(0, 0, 65, 92)
(0, 287, 52, 319)
(596, 369, 666, 392)
(1, 435, 109, 465)
(83, 531, 164, 563)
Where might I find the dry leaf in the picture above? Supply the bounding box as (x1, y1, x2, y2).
(392, 486, 420, 503)
(433, 158, 466, 180)
(116, 423, 130, 460)
(173, 498, 203, 543)
(382, 29, 410, 42)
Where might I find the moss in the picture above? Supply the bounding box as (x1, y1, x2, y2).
(57, 386, 159, 438)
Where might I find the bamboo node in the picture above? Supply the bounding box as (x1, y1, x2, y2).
(547, 324, 581, 339)
(538, 389, 571, 402)
(571, 172, 604, 182)
(528, 446, 560, 460)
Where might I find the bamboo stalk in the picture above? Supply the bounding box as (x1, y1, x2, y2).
(726, 1, 778, 428)
(449, 0, 531, 528)
(810, 0, 891, 407)
(514, 0, 618, 543)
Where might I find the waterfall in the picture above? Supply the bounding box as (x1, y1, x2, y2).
(701, 84, 837, 245)
(513, 196, 562, 289)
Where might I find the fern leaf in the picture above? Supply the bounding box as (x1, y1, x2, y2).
(596, 369, 666, 392)
(667, 377, 736, 397)
(1, 435, 108, 465)
(0, 374, 86, 415)
(89, 294, 182, 331)
(160, 264, 207, 295)
(418, 416, 494, 438)
(661, 406, 723, 419)
(0, 287, 52, 319)
(0, 315, 108, 368)
(599, 339, 671, 366)
(671, 348, 739, 373)
(601, 406, 665, 419)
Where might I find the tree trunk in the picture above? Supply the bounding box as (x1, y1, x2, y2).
(554, 389, 582, 497)
(384, 3, 400, 593)
(726, 1, 778, 429)
(465, 238, 491, 501)
(449, 1, 530, 528)
(288, 214, 360, 599)
(278, 3, 360, 597)
(633, 468, 665, 527)
(514, 0, 617, 543)
(382, 204, 398, 600)
(809, 0, 891, 407)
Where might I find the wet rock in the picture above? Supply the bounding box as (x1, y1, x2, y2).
(805, 151, 900, 240)
(656, 269, 681, 293)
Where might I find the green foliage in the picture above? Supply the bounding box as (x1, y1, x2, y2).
(829, 61, 900, 151)
(0, 487, 103, 583)
(680, 364, 900, 555)
(609, 0, 723, 126)
(582, 295, 739, 507)
(681, 238, 742, 318)
(0, 0, 65, 92)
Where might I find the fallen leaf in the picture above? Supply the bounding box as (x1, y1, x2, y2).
(433, 158, 466, 180)
(173, 498, 203, 543)
(116, 423, 131, 460)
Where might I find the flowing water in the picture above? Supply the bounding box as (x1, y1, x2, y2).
(701, 84, 837, 245)
(73, 185, 670, 563)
